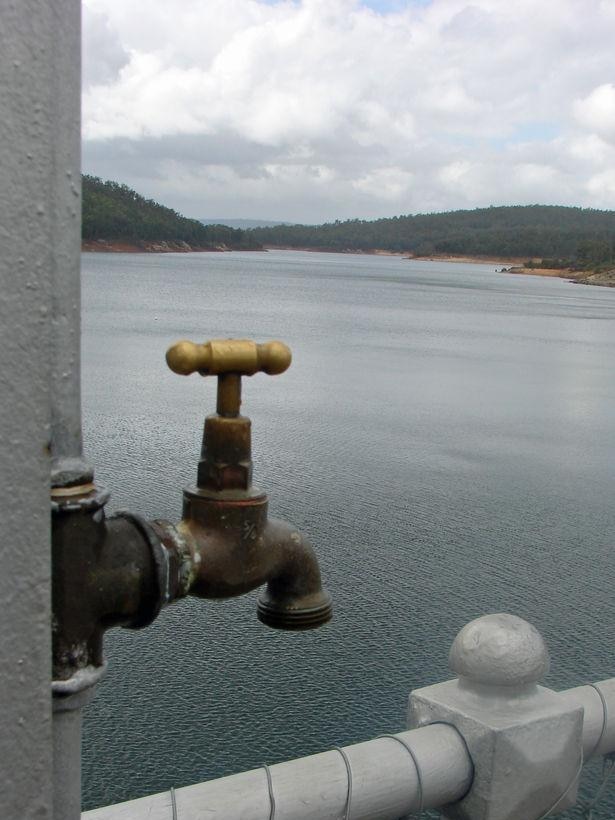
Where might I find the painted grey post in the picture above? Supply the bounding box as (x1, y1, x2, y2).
(1, 0, 58, 817)
(48, 0, 90, 491)
(0, 0, 82, 818)
(42, 1, 93, 819)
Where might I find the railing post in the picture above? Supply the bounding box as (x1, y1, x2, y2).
(408, 613, 584, 820)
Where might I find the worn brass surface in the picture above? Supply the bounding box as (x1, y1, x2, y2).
(167, 337, 293, 492)
(217, 373, 242, 417)
(166, 338, 291, 377)
(179, 489, 332, 628)
(197, 415, 255, 492)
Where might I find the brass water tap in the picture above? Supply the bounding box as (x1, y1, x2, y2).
(159, 337, 333, 629)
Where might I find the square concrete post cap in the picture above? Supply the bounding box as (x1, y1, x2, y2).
(408, 614, 582, 820)
(449, 613, 550, 690)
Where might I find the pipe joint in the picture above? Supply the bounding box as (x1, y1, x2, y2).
(51, 487, 171, 683)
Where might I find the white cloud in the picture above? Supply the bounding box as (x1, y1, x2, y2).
(564, 133, 615, 167)
(353, 167, 414, 199)
(574, 84, 615, 143)
(82, 0, 615, 221)
(438, 160, 473, 186)
(82, 5, 129, 88)
(587, 169, 615, 200)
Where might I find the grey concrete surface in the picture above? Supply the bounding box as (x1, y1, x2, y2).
(409, 615, 584, 820)
(0, 0, 81, 816)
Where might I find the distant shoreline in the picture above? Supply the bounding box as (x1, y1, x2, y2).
(265, 245, 562, 271)
(81, 239, 264, 253)
(504, 265, 615, 287)
(264, 245, 525, 264)
(409, 256, 613, 287)
(81, 241, 615, 287)
(263, 247, 614, 286)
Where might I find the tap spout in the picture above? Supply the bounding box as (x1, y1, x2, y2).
(256, 518, 333, 630)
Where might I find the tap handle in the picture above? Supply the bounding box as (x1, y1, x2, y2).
(166, 338, 291, 378)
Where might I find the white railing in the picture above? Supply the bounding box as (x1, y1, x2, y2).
(83, 615, 615, 820)
(84, 724, 471, 820)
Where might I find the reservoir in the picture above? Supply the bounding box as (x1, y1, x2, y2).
(81, 250, 615, 813)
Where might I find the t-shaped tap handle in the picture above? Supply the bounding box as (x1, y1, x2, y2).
(166, 338, 292, 490)
(166, 338, 291, 377)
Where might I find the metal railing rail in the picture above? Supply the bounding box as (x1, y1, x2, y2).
(84, 724, 472, 820)
(83, 676, 615, 820)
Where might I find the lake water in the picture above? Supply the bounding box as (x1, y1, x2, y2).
(81, 250, 615, 814)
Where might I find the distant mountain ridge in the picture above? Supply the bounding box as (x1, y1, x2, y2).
(246, 204, 615, 267)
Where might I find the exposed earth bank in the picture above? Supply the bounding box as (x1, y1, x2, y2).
(83, 239, 224, 253)
(82, 239, 264, 253)
(410, 254, 615, 288)
(505, 265, 615, 287)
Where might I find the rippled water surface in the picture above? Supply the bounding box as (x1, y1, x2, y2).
(81, 251, 615, 813)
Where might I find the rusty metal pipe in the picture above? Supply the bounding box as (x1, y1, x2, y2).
(52, 446, 331, 683)
(52, 487, 174, 682)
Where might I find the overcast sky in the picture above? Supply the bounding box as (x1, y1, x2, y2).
(82, 0, 615, 223)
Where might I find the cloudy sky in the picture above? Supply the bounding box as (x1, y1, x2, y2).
(82, 0, 615, 223)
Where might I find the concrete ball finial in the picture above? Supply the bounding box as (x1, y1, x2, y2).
(449, 613, 550, 687)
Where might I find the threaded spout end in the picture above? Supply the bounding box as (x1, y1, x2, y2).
(257, 590, 332, 631)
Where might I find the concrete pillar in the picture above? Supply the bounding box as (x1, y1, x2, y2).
(0, 0, 82, 817)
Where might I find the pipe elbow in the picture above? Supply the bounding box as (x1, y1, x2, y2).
(256, 518, 332, 631)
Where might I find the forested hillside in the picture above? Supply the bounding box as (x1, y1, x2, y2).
(81, 179, 615, 272)
(82, 176, 260, 250)
(248, 205, 615, 267)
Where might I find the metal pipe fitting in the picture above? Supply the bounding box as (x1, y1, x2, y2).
(51, 485, 172, 682)
(52, 336, 332, 686)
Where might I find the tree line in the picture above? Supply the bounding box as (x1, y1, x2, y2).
(247, 205, 615, 269)
(82, 178, 615, 270)
(82, 175, 260, 250)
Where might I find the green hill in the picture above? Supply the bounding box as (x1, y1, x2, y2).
(82, 176, 261, 251)
(247, 204, 615, 268)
